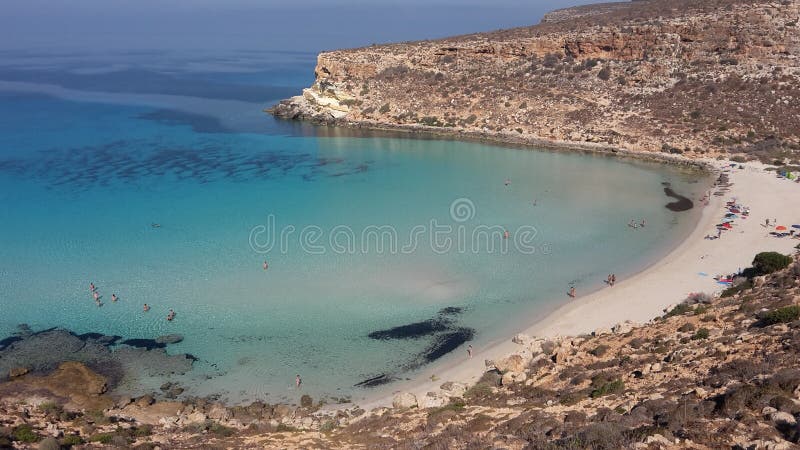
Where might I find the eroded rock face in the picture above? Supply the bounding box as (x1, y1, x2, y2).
(0, 361, 112, 411)
(271, 0, 800, 161)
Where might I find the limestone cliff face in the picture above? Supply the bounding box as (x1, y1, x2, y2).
(271, 0, 800, 161)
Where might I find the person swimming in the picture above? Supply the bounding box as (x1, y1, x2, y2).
(504, 178, 510, 186)
(503, 230, 510, 239)
(143, 303, 150, 312)
(263, 260, 269, 271)
(90, 282, 96, 292)
(167, 309, 175, 321)
(92, 291, 99, 301)
(640, 218, 646, 227)
(111, 294, 118, 302)
(296, 374, 302, 389)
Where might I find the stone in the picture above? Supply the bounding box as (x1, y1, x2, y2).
(440, 381, 468, 397)
(38, 437, 60, 450)
(419, 392, 448, 409)
(494, 354, 528, 373)
(771, 411, 797, 427)
(501, 371, 528, 385)
(645, 434, 672, 446)
(762, 406, 778, 416)
(206, 404, 231, 421)
(593, 327, 611, 336)
(612, 321, 636, 334)
(273, 404, 295, 419)
(135, 395, 155, 408)
(185, 411, 207, 423)
(392, 392, 418, 409)
(9, 366, 30, 378)
(650, 362, 663, 373)
(155, 334, 184, 345)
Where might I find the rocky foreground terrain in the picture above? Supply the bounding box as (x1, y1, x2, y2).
(271, 0, 800, 164)
(0, 250, 799, 448)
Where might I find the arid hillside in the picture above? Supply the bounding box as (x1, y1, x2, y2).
(271, 0, 800, 163)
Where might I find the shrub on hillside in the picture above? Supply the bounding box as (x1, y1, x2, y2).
(761, 306, 800, 325)
(752, 252, 792, 275)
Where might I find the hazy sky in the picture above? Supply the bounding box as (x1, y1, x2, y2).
(0, 0, 603, 53)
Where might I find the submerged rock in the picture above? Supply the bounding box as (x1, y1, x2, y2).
(155, 334, 184, 345)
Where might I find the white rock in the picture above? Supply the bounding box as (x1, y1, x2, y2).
(185, 411, 208, 423)
(651, 362, 663, 373)
(419, 392, 448, 409)
(593, 327, 611, 336)
(771, 411, 797, 426)
(440, 381, 468, 397)
(762, 406, 778, 416)
(502, 371, 528, 385)
(392, 392, 418, 409)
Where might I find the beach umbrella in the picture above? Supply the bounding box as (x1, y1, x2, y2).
(776, 225, 788, 231)
(723, 223, 733, 229)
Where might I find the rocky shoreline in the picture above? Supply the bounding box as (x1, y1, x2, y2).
(3, 251, 800, 448)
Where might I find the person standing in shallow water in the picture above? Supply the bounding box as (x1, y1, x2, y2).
(296, 374, 302, 389)
(467, 345, 473, 359)
(568, 286, 576, 298)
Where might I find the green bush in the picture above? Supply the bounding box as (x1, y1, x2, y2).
(666, 303, 692, 317)
(133, 424, 153, 437)
(378, 103, 390, 114)
(691, 328, 710, 340)
(721, 279, 752, 297)
(59, 434, 83, 447)
(12, 424, 40, 443)
(89, 433, 114, 444)
(762, 306, 800, 325)
(208, 421, 235, 437)
(752, 252, 792, 275)
(590, 379, 625, 398)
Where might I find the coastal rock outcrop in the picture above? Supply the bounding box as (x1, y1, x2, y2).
(271, 0, 800, 163)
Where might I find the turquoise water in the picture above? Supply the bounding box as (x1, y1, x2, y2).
(0, 51, 708, 404)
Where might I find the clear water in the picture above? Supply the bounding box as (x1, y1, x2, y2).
(0, 50, 708, 404)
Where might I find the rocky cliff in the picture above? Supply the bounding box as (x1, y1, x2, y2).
(271, 0, 800, 163)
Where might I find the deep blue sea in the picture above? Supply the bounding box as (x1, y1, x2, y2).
(0, 49, 708, 404)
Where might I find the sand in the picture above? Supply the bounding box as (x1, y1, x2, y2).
(357, 160, 800, 410)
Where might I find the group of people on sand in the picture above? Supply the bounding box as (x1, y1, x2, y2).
(90, 282, 175, 322)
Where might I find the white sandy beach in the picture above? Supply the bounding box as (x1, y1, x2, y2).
(358, 159, 800, 410)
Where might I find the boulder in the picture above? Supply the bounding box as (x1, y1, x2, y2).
(501, 371, 528, 385)
(9, 367, 30, 378)
(206, 404, 231, 421)
(440, 381, 467, 397)
(771, 411, 797, 427)
(495, 354, 528, 373)
(419, 392, 448, 409)
(650, 362, 663, 373)
(593, 327, 611, 337)
(392, 392, 418, 409)
(135, 395, 155, 408)
(155, 334, 184, 345)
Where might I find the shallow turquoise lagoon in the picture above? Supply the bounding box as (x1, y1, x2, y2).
(0, 54, 709, 404)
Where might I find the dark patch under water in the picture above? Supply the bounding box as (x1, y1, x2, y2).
(0, 336, 22, 351)
(368, 318, 450, 340)
(120, 338, 166, 350)
(354, 373, 396, 388)
(664, 187, 694, 212)
(138, 109, 230, 134)
(357, 307, 474, 388)
(0, 139, 372, 190)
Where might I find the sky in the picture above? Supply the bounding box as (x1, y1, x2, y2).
(0, 0, 604, 53)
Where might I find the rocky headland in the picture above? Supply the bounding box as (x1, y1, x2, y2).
(270, 0, 800, 165)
